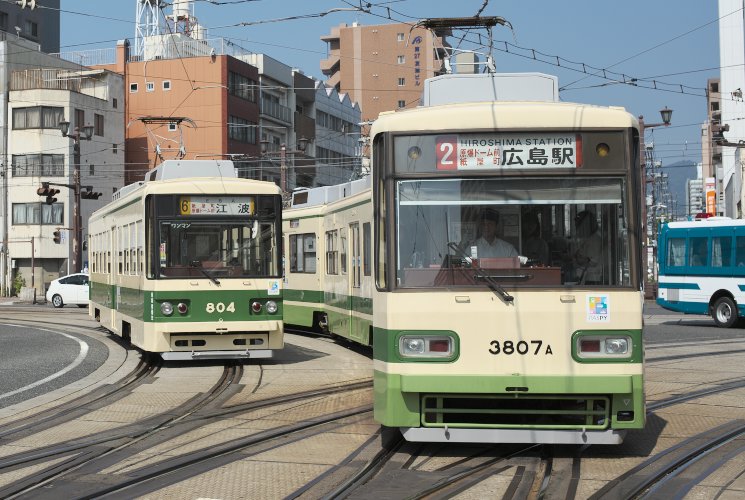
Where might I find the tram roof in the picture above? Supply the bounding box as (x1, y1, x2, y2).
(371, 100, 638, 136)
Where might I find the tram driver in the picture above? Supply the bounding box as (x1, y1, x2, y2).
(471, 208, 519, 259)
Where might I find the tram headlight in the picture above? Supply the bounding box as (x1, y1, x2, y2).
(576, 335, 632, 359)
(160, 301, 174, 316)
(265, 300, 278, 314)
(399, 335, 454, 358)
(605, 338, 628, 354)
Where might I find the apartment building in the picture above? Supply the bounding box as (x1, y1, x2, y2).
(2, 54, 124, 297)
(321, 22, 449, 122)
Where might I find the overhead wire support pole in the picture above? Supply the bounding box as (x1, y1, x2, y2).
(59, 119, 93, 274)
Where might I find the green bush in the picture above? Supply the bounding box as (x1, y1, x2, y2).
(12, 272, 25, 297)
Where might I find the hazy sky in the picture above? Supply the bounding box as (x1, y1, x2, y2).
(58, 0, 722, 171)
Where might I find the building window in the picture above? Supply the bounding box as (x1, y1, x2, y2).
(397, 100, 406, 109)
(130, 83, 138, 93)
(112, 143, 118, 154)
(75, 108, 85, 130)
(12, 154, 64, 176)
(397, 55, 405, 64)
(168, 122, 177, 131)
(94, 114, 104, 136)
(163, 80, 171, 91)
(228, 115, 257, 144)
(24, 20, 37, 37)
(90, 164, 95, 176)
(398, 78, 405, 86)
(146, 82, 154, 92)
(397, 32, 405, 42)
(112, 97, 118, 109)
(228, 71, 257, 102)
(12, 106, 64, 130)
(0, 12, 7, 30)
(12, 203, 63, 225)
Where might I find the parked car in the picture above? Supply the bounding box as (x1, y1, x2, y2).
(46, 273, 89, 308)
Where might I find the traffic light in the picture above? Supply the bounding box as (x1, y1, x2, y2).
(53, 230, 61, 244)
(81, 190, 102, 200)
(37, 184, 60, 204)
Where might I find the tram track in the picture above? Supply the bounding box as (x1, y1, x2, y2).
(0, 362, 243, 499)
(0, 355, 161, 442)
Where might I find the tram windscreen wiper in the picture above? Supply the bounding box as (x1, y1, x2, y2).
(447, 242, 513, 303)
(190, 260, 221, 285)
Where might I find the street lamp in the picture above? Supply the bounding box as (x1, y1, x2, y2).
(638, 107, 672, 293)
(59, 119, 93, 274)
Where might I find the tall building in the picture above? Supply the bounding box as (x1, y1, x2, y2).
(321, 22, 449, 122)
(0, 0, 60, 54)
(702, 78, 724, 216)
(1, 37, 124, 297)
(718, 0, 745, 218)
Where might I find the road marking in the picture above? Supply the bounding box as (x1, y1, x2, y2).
(0, 325, 89, 401)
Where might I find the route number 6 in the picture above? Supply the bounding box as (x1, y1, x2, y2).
(206, 302, 235, 313)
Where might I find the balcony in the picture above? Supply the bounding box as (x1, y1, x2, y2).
(10, 68, 110, 101)
(260, 98, 292, 124)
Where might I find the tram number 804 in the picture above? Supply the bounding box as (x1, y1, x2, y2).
(206, 302, 235, 314)
(489, 340, 553, 355)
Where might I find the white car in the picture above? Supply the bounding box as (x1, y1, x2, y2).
(46, 273, 90, 308)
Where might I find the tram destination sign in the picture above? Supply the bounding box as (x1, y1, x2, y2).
(179, 196, 255, 216)
(435, 133, 581, 170)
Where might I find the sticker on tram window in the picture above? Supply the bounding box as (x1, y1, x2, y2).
(436, 133, 581, 170)
(179, 196, 255, 216)
(586, 294, 610, 322)
(488, 340, 553, 355)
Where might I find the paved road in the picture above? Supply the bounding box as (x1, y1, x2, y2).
(0, 315, 108, 409)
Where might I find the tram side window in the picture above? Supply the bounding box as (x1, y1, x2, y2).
(289, 233, 316, 273)
(326, 230, 338, 275)
(689, 237, 708, 267)
(667, 238, 685, 267)
(363, 222, 371, 276)
(712, 236, 732, 268)
(340, 231, 348, 275)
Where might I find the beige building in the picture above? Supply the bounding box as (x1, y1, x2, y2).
(321, 22, 449, 122)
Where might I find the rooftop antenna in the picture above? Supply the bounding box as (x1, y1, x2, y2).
(135, 0, 167, 60)
(415, 16, 512, 74)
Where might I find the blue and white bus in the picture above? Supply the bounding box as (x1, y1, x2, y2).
(657, 218, 745, 327)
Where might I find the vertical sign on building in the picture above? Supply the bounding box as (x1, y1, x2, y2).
(705, 177, 716, 216)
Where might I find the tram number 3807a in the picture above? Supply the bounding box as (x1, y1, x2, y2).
(489, 340, 554, 355)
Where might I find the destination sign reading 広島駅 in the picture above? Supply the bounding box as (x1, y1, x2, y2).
(179, 196, 255, 216)
(435, 134, 581, 170)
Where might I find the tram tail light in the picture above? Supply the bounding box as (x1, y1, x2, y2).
(251, 301, 262, 313)
(177, 302, 188, 315)
(399, 335, 453, 358)
(579, 339, 601, 352)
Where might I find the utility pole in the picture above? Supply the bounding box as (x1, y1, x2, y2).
(59, 119, 93, 274)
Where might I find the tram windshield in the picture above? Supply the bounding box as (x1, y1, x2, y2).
(148, 194, 281, 279)
(395, 177, 631, 288)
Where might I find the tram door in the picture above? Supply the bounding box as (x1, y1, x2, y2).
(349, 222, 364, 343)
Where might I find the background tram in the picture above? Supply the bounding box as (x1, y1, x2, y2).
(371, 73, 645, 444)
(88, 160, 284, 360)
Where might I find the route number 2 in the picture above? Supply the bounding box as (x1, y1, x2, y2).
(436, 135, 458, 170)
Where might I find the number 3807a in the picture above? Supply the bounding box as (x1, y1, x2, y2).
(206, 302, 235, 313)
(489, 340, 553, 355)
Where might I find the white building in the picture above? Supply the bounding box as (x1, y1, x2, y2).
(3, 62, 124, 297)
(314, 80, 362, 186)
(718, 0, 745, 218)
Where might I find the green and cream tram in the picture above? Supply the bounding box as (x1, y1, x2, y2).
(88, 160, 284, 360)
(372, 73, 645, 444)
